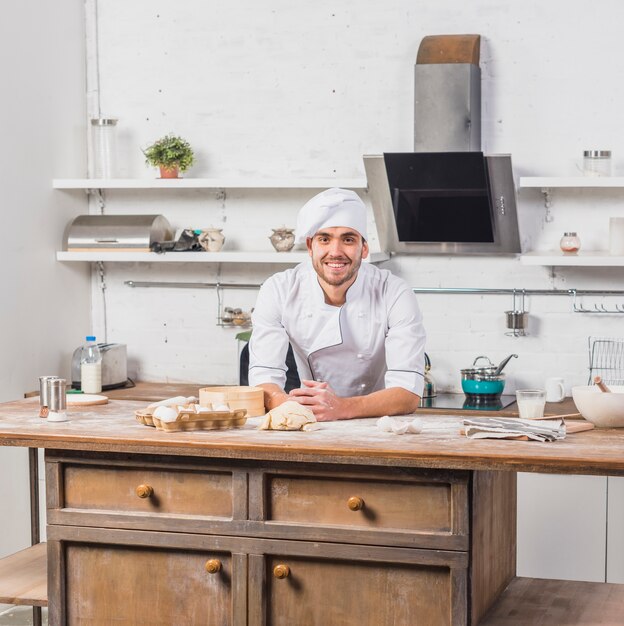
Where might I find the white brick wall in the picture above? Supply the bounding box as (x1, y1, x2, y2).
(82, 0, 624, 392)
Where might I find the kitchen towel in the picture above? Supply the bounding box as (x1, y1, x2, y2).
(463, 417, 566, 442)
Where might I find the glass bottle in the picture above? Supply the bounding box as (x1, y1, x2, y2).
(91, 118, 118, 178)
(80, 336, 102, 393)
(560, 232, 581, 254)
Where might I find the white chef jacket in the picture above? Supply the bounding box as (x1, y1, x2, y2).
(248, 260, 426, 398)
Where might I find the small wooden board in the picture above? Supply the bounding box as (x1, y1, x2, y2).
(67, 394, 109, 407)
(566, 421, 595, 434)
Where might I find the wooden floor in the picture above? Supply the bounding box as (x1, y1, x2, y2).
(479, 576, 624, 625)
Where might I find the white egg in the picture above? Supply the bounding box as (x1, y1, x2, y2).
(376, 416, 394, 432)
(153, 406, 178, 423)
(407, 419, 423, 434)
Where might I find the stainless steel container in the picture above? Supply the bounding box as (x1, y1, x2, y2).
(65, 215, 174, 251)
(505, 310, 528, 336)
(48, 379, 67, 412)
(39, 376, 59, 407)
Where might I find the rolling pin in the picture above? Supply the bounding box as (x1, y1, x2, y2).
(594, 376, 612, 393)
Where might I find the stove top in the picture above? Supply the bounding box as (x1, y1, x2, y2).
(419, 393, 516, 412)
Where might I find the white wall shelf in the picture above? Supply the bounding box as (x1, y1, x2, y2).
(53, 178, 368, 190)
(519, 177, 624, 189)
(520, 251, 624, 266)
(56, 250, 390, 264)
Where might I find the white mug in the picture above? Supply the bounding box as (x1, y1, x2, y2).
(545, 377, 565, 402)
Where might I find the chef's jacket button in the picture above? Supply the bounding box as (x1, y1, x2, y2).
(360, 383, 367, 390)
(357, 353, 364, 359)
(358, 312, 365, 317)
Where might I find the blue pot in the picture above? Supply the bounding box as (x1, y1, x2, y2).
(461, 378, 506, 396)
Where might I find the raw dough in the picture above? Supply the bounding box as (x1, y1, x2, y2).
(259, 401, 317, 431)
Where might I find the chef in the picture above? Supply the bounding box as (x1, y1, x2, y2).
(248, 188, 426, 421)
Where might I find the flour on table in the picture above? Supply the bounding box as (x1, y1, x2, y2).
(259, 401, 318, 431)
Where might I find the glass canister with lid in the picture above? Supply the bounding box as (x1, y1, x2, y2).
(91, 118, 118, 178)
(582, 150, 612, 177)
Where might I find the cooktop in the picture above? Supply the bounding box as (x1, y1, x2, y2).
(419, 393, 516, 412)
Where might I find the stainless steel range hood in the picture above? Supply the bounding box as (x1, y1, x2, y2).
(364, 35, 521, 255)
(364, 152, 521, 254)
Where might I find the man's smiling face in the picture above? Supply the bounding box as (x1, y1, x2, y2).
(307, 227, 369, 289)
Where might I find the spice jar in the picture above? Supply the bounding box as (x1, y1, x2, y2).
(582, 150, 611, 177)
(560, 232, 581, 254)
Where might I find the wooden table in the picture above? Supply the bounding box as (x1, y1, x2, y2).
(0, 388, 621, 624)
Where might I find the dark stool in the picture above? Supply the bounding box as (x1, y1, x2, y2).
(239, 343, 301, 392)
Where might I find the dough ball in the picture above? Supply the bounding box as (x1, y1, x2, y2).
(259, 400, 316, 431)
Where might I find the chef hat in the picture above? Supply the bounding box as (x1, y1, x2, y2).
(295, 188, 368, 244)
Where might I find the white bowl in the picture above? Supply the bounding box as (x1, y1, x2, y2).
(571, 385, 624, 427)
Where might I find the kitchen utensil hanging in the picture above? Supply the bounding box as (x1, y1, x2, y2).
(505, 290, 528, 337)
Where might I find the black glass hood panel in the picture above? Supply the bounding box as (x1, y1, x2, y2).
(387, 152, 493, 244)
(363, 152, 521, 255)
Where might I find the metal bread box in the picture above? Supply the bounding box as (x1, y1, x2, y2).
(65, 215, 174, 251)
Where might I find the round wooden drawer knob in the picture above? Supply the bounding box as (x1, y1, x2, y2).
(347, 496, 364, 511)
(135, 484, 154, 499)
(273, 564, 290, 579)
(205, 559, 222, 574)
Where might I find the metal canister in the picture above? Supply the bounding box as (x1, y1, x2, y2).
(39, 376, 60, 417)
(48, 379, 67, 412)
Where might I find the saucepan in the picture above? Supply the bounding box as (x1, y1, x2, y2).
(460, 354, 518, 397)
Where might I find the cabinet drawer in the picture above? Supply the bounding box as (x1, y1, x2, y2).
(263, 471, 468, 544)
(61, 464, 233, 518)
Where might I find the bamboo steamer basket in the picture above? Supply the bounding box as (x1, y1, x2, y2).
(199, 386, 265, 417)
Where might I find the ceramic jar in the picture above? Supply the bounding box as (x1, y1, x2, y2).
(199, 228, 225, 252)
(269, 227, 296, 252)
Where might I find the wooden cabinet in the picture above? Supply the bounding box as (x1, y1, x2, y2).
(45, 451, 515, 625)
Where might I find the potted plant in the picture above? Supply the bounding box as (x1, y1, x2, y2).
(143, 134, 195, 178)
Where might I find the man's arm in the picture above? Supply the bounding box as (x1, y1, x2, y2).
(248, 278, 291, 396)
(259, 383, 290, 411)
(289, 380, 420, 421)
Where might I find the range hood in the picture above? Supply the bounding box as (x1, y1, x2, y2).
(364, 151, 521, 254)
(364, 35, 521, 255)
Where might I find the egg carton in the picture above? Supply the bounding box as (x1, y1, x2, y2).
(135, 405, 247, 432)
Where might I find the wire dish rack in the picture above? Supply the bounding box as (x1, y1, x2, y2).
(588, 337, 624, 385)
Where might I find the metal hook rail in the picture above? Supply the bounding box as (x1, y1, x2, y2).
(411, 287, 624, 314)
(124, 280, 260, 327)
